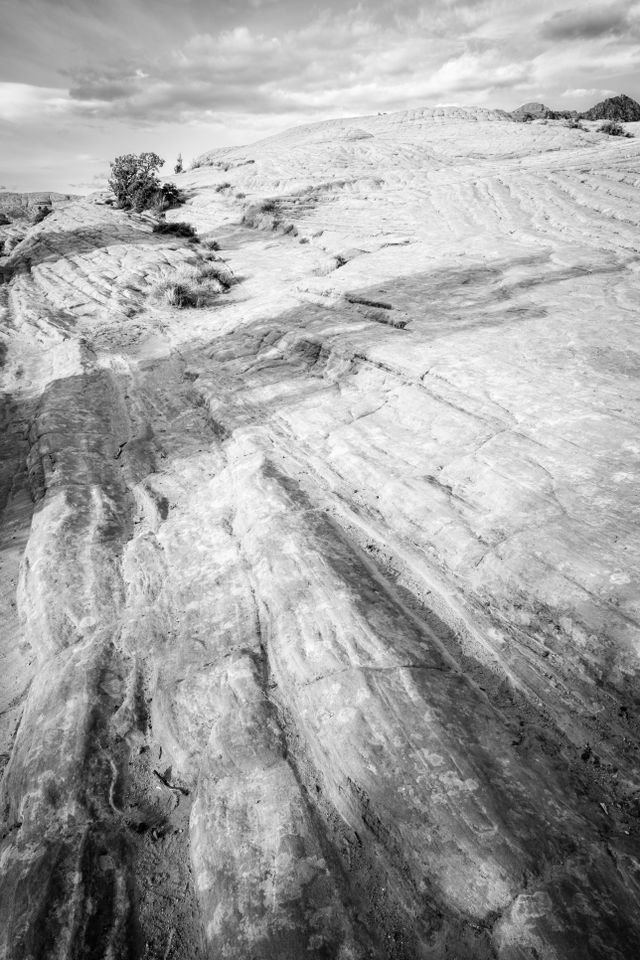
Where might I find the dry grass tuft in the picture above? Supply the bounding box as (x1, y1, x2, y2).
(151, 261, 235, 308)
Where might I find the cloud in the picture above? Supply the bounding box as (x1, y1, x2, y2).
(561, 87, 616, 98)
(540, 2, 638, 41)
(69, 171, 108, 190)
(3, 3, 639, 140)
(52, 9, 540, 126)
(0, 82, 70, 121)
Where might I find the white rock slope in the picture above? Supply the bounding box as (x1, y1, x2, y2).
(1, 107, 640, 959)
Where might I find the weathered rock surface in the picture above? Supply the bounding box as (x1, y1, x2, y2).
(1, 107, 640, 959)
(0, 191, 76, 222)
(0, 193, 77, 259)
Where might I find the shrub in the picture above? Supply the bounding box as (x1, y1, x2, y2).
(174, 153, 183, 174)
(215, 182, 231, 193)
(152, 220, 197, 239)
(153, 182, 185, 213)
(565, 119, 585, 130)
(197, 263, 235, 287)
(151, 263, 230, 308)
(156, 279, 200, 308)
(109, 152, 164, 210)
(598, 120, 632, 137)
(33, 206, 52, 224)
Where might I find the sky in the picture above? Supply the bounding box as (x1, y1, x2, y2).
(1, 0, 639, 193)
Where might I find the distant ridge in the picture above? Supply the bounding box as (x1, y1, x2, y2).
(579, 94, 640, 122)
(510, 93, 640, 124)
(192, 106, 511, 169)
(0, 191, 76, 220)
(190, 95, 640, 171)
(510, 102, 577, 122)
(511, 102, 555, 120)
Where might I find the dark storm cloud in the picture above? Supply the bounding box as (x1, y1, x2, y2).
(70, 78, 139, 102)
(540, 3, 635, 41)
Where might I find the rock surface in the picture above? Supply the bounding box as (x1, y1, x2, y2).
(1, 107, 640, 959)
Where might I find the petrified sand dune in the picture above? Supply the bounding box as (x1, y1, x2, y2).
(1, 108, 640, 959)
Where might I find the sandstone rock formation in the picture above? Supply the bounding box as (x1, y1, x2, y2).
(0, 191, 76, 220)
(510, 94, 640, 125)
(580, 94, 640, 123)
(1, 107, 640, 959)
(510, 101, 556, 120)
(0, 193, 78, 259)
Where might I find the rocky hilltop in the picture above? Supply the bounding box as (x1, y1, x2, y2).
(580, 93, 640, 122)
(510, 92, 640, 123)
(509, 101, 561, 120)
(1, 106, 640, 960)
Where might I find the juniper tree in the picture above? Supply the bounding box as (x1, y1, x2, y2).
(109, 152, 164, 210)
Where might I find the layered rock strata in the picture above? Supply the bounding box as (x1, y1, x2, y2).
(1, 108, 640, 959)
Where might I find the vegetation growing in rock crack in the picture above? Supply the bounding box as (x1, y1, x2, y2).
(151, 261, 235, 308)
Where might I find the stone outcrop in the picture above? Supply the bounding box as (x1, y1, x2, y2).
(509, 93, 640, 124)
(0, 191, 76, 220)
(510, 101, 556, 120)
(580, 93, 640, 122)
(1, 107, 640, 959)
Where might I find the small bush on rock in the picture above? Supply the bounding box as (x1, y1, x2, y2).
(152, 220, 197, 239)
(598, 120, 632, 137)
(154, 183, 185, 213)
(151, 262, 230, 308)
(156, 279, 200, 308)
(33, 206, 52, 224)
